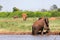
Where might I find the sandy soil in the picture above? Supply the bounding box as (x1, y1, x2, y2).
(49, 17, 56, 20)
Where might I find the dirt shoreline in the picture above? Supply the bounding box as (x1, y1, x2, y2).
(0, 31, 60, 35)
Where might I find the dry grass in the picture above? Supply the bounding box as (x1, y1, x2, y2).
(0, 17, 60, 32)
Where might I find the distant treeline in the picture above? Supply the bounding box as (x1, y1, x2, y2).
(0, 10, 60, 18)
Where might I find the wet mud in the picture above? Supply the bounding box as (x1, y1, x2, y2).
(0, 31, 60, 35)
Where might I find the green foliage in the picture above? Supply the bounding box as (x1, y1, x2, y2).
(57, 8, 60, 12)
(0, 12, 8, 18)
(43, 12, 52, 17)
(0, 10, 60, 18)
(34, 11, 41, 17)
(50, 10, 60, 17)
(8, 11, 22, 18)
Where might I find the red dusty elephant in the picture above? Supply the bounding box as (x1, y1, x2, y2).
(32, 17, 50, 35)
(22, 13, 27, 21)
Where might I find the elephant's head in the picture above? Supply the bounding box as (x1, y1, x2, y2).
(22, 13, 27, 21)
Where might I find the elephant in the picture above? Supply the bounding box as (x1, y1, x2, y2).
(13, 16, 18, 19)
(22, 13, 27, 21)
(32, 17, 50, 35)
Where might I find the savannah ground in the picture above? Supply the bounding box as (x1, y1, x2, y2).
(0, 17, 60, 35)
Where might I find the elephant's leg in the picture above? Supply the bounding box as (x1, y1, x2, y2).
(45, 27, 50, 33)
(32, 27, 38, 35)
(44, 26, 50, 33)
(24, 18, 26, 21)
(34, 29, 38, 35)
(32, 27, 34, 35)
(41, 27, 44, 35)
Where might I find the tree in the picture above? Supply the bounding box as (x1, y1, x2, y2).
(41, 9, 47, 12)
(13, 7, 20, 12)
(0, 5, 3, 11)
(50, 4, 58, 10)
(57, 8, 60, 12)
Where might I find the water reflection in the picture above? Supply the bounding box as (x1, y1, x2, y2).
(0, 35, 60, 40)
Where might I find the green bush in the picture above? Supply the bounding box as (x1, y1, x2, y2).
(0, 10, 60, 18)
(0, 12, 8, 18)
(8, 11, 22, 18)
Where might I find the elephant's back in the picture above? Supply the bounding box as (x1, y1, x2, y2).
(32, 20, 44, 27)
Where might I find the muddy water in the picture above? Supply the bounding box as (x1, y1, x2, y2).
(0, 35, 60, 40)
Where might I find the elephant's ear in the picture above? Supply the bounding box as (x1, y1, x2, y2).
(46, 18, 49, 23)
(44, 18, 49, 27)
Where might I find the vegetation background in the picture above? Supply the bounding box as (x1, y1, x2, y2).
(0, 4, 60, 18)
(0, 4, 60, 32)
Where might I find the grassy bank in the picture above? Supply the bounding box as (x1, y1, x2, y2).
(0, 17, 60, 32)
